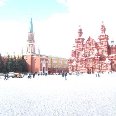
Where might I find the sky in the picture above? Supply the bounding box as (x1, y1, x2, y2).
(0, 0, 116, 58)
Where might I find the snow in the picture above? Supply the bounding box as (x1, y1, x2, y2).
(0, 73, 116, 116)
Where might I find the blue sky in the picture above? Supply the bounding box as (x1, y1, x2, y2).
(0, 0, 116, 58)
(0, 0, 67, 21)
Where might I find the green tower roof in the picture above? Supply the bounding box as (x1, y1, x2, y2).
(30, 18, 33, 33)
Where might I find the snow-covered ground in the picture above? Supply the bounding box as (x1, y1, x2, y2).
(0, 73, 116, 116)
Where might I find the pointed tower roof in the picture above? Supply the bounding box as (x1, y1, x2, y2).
(78, 25, 83, 37)
(30, 18, 33, 33)
(101, 21, 106, 34)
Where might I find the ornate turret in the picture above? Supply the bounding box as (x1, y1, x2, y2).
(78, 25, 83, 37)
(98, 21, 109, 40)
(101, 21, 106, 34)
(74, 25, 85, 59)
(98, 21, 109, 56)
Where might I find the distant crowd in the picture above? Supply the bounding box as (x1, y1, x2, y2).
(0, 70, 115, 81)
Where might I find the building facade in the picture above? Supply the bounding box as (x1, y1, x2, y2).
(68, 22, 116, 74)
(48, 56, 68, 74)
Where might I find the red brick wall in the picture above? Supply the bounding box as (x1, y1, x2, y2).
(24, 55, 40, 73)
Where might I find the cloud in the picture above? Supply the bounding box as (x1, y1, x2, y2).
(56, 0, 67, 4)
(36, 0, 116, 58)
(0, 21, 28, 55)
(35, 13, 75, 58)
(0, 0, 6, 7)
(56, 0, 116, 38)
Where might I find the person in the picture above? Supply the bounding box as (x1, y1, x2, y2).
(64, 72, 67, 80)
(28, 73, 31, 79)
(98, 73, 100, 77)
(33, 73, 35, 78)
(62, 71, 64, 77)
(45, 73, 47, 76)
(95, 72, 98, 77)
(4, 73, 8, 80)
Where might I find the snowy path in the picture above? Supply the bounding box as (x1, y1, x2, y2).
(0, 74, 116, 116)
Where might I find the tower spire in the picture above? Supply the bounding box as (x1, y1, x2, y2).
(30, 18, 33, 33)
(26, 18, 35, 54)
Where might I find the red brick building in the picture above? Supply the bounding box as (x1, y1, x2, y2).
(24, 18, 68, 74)
(68, 22, 116, 74)
(24, 18, 48, 74)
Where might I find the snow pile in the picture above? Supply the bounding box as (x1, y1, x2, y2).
(0, 73, 116, 116)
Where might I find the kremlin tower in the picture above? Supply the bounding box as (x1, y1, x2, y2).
(24, 18, 48, 74)
(23, 18, 68, 74)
